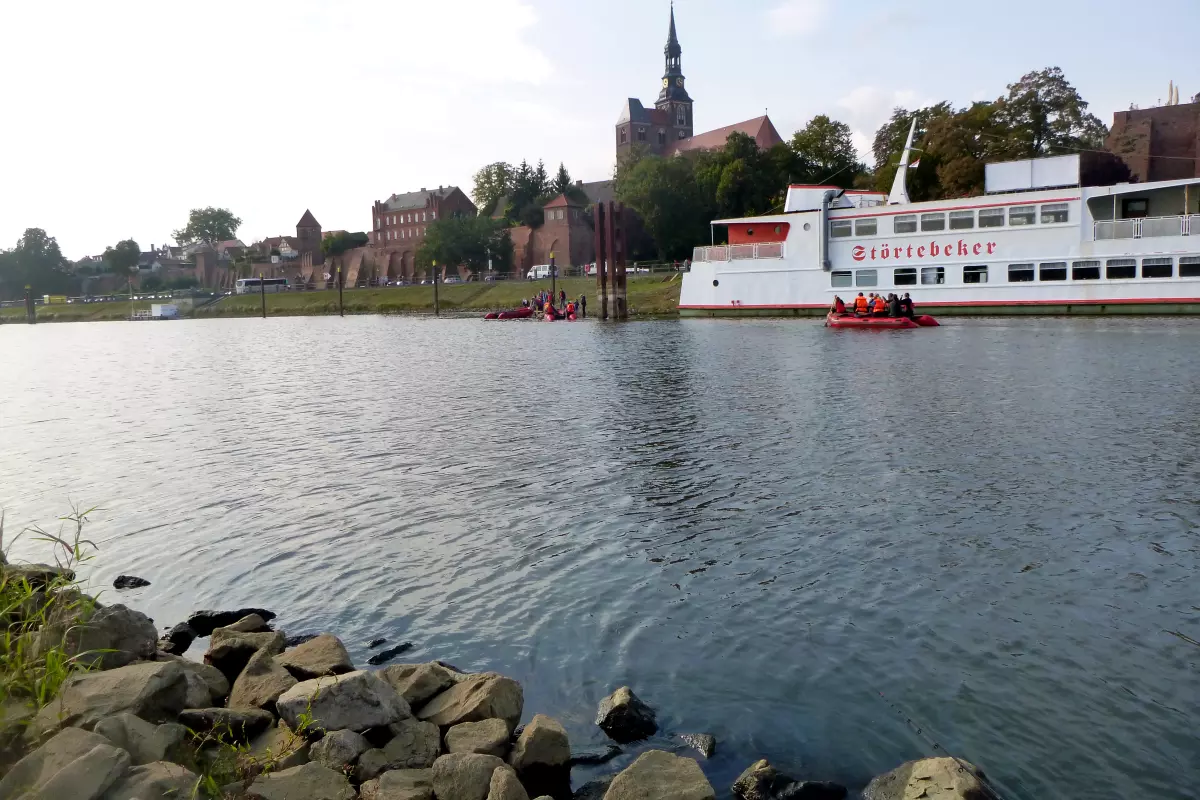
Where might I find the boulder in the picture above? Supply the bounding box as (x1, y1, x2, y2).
(285, 633, 320, 648)
(241, 761, 356, 800)
(311, 729, 371, 770)
(112, 575, 151, 590)
(380, 662, 458, 708)
(603, 750, 715, 800)
(248, 719, 310, 772)
(445, 718, 510, 757)
(573, 780, 612, 800)
(178, 707, 274, 742)
(229, 647, 299, 711)
(186, 607, 276, 637)
(34, 603, 158, 670)
(276, 670, 411, 733)
(430, 752, 506, 800)
(204, 628, 285, 684)
(488, 765, 530, 800)
(276, 633, 354, 680)
(595, 687, 656, 744)
(157, 622, 197, 656)
(221, 613, 273, 633)
(30, 660, 190, 741)
(0, 727, 128, 799)
(2, 562, 74, 589)
(416, 673, 523, 732)
(93, 713, 188, 766)
(177, 660, 230, 704)
(359, 768, 434, 800)
(100, 760, 198, 799)
(862, 757, 987, 800)
(509, 714, 569, 771)
(732, 760, 847, 800)
(355, 719, 441, 781)
(677, 734, 716, 759)
(368, 642, 415, 666)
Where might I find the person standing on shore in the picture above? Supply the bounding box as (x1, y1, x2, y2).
(580, 295, 587, 318)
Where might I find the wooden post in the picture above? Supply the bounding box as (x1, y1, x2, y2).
(259, 272, 266, 318)
(337, 266, 344, 317)
(550, 252, 556, 306)
(614, 202, 628, 319)
(433, 259, 440, 316)
(595, 203, 608, 320)
(24, 284, 34, 324)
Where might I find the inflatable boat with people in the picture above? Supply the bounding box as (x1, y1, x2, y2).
(482, 307, 535, 320)
(824, 313, 939, 329)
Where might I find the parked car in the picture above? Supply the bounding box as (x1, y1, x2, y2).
(527, 264, 557, 280)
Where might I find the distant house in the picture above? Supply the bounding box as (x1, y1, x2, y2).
(370, 186, 477, 282)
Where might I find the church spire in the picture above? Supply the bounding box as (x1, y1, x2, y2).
(666, 2, 680, 59)
(656, 2, 691, 106)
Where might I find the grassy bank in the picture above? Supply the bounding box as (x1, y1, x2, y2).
(0, 301, 157, 324)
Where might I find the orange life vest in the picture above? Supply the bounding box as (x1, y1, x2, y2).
(855, 296, 868, 312)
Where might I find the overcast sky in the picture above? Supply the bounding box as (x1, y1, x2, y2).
(3, 0, 1196, 259)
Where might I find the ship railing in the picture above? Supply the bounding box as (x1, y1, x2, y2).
(692, 243, 786, 262)
(1094, 215, 1192, 240)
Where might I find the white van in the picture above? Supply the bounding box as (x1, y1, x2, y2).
(526, 264, 557, 280)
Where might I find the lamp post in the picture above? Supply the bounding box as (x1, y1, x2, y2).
(337, 266, 344, 317)
(432, 259, 440, 316)
(259, 272, 266, 318)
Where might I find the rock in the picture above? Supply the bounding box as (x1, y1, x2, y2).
(30, 660, 190, 741)
(595, 687, 656, 744)
(568, 745, 622, 767)
(862, 757, 987, 800)
(360, 768, 434, 800)
(100, 760, 198, 799)
(311, 728, 371, 770)
(774, 782, 847, 799)
(380, 662, 458, 708)
(249, 720, 311, 772)
(177, 659, 229, 705)
(182, 668, 213, 709)
(573, 780, 612, 800)
(603, 750, 715, 800)
(241, 761, 356, 800)
(0, 727, 128, 799)
(417, 673, 523, 732)
(112, 575, 151, 590)
(230, 647, 299, 711)
(93, 713, 188, 766)
(488, 765, 530, 800)
(430, 752, 506, 800)
(285, 633, 319, 648)
(221, 613, 273, 633)
(677, 733, 716, 759)
(509, 714, 569, 771)
(276, 633, 354, 680)
(157, 622, 197, 656)
(276, 670, 411, 733)
(178, 707, 274, 742)
(186, 607, 276, 637)
(2, 562, 74, 589)
(355, 719, 440, 780)
(368, 638, 388, 649)
(204, 628, 285, 684)
(445, 718, 510, 757)
(368, 642, 415, 666)
(34, 603, 158, 670)
(732, 761, 847, 800)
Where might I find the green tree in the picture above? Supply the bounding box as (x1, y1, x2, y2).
(102, 239, 141, 278)
(471, 162, 515, 215)
(173, 207, 242, 247)
(0, 228, 75, 300)
(320, 231, 370, 257)
(790, 114, 862, 188)
(140, 274, 164, 291)
(417, 216, 514, 276)
(551, 163, 572, 196)
(993, 67, 1107, 157)
(870, 103, 955, 198)
(692, 133, 799, 219)
(615, 154, 711, 260)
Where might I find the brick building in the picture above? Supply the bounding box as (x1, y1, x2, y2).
(510, 192, 595, 273)
(1107, 100, 1200, 183)
(370, 186, 476, 282)
(256, 209, 325, 266)
(616, 5, 693, 159)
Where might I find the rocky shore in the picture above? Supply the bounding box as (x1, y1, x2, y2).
(0, 566, 992, 800)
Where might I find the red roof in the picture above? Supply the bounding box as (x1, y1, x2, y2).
(542, 193, 583, 209)
(666, 115, 784, 156)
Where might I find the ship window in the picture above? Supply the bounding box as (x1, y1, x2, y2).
(963, 265, 988, 284)
(1179, 257, 1200, 277)
(921, 213, 946, 232)
(949, 210, 975, 230)
(1106, 258, 1136, 279)
(1123, 198, 1149, 218)
(831, 271, 852, 288)
(1041, 203, 1069, 224)
(830, 220, 852, 238)
(1008, 263, 1035, 282)
(1009, 206, 1036, 226)
(855, 269, 878, 287)
(979, 208, 1005, 228)
(1072, 260, 1101, 280)
(1039, 262, 1067, 281)
(894, 214, 917, 233)
(921, 266, 945, 285)
(1142, 257, 1173, 278)
(894, 268, 917, 286)
(855, 218, 877, 236)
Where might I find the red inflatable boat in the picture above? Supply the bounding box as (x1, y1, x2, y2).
(825, 312, 939, 329)
(483, 307, 534, 320)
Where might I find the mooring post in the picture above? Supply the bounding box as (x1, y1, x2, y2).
(24, 284, 34, 324)
(433, 259, 440, 317)
(259, 272, 266, 318)
(338, 266, 344, 317)
(595, 204, 608, 320)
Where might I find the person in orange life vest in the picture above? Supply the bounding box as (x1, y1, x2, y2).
(831, 295, 846, 314)
(873, 294, 889, 315)
(853, 293, 868, 314)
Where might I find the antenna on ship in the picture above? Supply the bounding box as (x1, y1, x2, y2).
(888, 118, 918, 205)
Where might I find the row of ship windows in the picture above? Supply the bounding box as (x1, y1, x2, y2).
(381, 211, 435, 227)
(830, 203, 1070, 239)
(831, 256, 1200, 287)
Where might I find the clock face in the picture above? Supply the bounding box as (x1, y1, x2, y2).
(676, 77, 684, 87)
(662, 78, 669, 88)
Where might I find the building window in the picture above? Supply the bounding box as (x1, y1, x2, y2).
(1180, 256, 1200, 277)
(1072, 260, 1101, 280)
(1142, 257, 1173, 278)
(830, 220, 852, 238)
(855, 269, 878, 287)
(386, 231, 391, 241)
(677, 109, 686, 125)
(1008, 263, 1035, 282)
(1041, 203, 1069, 224)
(921, 213, 946, 232)
(620, 129, 627, 144)
(949, 210, 974, 230)
(637, 128, 646, 142)
(854, 218, 877, 236)
(1106, 258, 1136, 279)
(963, 265, 988, 284)
(979, 208, 1005, 228)
(921, 266, 945, 284)
(894, 214, 917, 233)
(422, 212, 427, 222)
(678, 130, 686, 139)
(894, 268, 917, 286)
(831, 271, 852, 288)
(658, 129, 666, 145)
(1039, 262, 1067, 281)
(1009, 205, 1036, 226)
(432, 211, 436, 220)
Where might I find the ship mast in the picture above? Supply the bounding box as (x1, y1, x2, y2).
(888, 119, 917, 205)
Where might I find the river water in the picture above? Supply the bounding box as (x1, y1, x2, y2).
(2, 315, 1198, 798)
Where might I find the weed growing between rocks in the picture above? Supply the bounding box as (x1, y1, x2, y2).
(187, 698, 318, 798)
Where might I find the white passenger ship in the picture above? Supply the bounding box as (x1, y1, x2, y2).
(680, 125, 1200, 316)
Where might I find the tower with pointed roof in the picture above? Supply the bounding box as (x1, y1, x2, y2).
(296, 209, 322, 257)
(615, 4, 694, 159)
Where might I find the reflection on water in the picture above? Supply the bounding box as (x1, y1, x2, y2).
(2, 315, 1199, 799)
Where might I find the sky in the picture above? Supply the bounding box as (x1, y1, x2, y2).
(2, 0, 1197, 259)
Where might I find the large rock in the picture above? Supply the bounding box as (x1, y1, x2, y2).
(275, 633, 354, 680)
(431, 753, 506, 800)
(862, 757, 988, 800)
(30, 660, 190, 741)
(595, 687, 656, 744)
(603, 750, 715, 800)
(34, 603, 158, 670)
(204, 628, 285, 684)
(381, 662, 458, 708)
(276, 670, 411, 733)
(221, 613, 273, 633)
(355, 719, 441, 781)
(2, 562, 74, 589)
(186, 607, 276, 637)
(488, 765, 530, 800)
(249, 719, 311, 772)
(230, 647, 299, 711)
(178, 707, 274, 742)
(417, 673, 522, 731)
(93, 713, 188, 766)
(732, 759, 846, 800)
(677, 734, 716, 759)
(573, 779, 612, 800)
(445, 718, 510, 757)
(157, 622, 197, 656)
(100, 760, 198, 799)
(509, 714, 569, 771)
(359, 768, 434, 800)
(311, 728, 371, 770)
(0, 727, 128, 799)
(177, 659, 230, 704)
(241, 761, 356, 800)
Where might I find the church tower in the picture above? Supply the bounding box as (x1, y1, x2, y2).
(655, 3, 693, 143)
